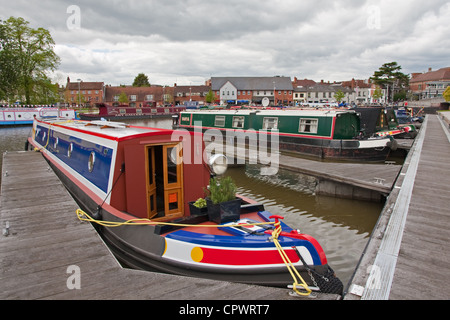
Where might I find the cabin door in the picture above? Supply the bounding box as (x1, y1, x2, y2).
(146, 143, 184, 220)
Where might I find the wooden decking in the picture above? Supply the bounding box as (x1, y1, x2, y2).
(345, 114, 450, 300)
(0, 151, 337, 301)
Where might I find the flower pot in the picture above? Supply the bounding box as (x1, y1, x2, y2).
(206, 197, 241, 224)
(188, 201, 207, 216)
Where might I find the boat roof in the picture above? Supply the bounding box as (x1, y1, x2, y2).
(181, 109, 356, 117)
(36, 118, 174, 141)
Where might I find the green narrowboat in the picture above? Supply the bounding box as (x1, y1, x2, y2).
(175, 109, 396, 162)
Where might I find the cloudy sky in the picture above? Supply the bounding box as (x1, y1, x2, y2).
(1, 0, 449, 86)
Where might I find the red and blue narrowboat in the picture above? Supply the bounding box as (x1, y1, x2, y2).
(27, 117, 343, 295)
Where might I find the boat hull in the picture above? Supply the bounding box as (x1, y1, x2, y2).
(178, 126, 393, 162)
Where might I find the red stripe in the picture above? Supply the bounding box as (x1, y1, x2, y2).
(35, 118, 174, 142)
(198, 247, 299, 265)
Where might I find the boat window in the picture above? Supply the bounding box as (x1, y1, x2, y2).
(166, 147, 179, 184)
(215, 116, 226, 127)
(68, 143, 73, 158)
(88, 152, 96, 172)
(263, 117, 278, 130)
(299, 118, 318, 134)
(119, 109, 126, 114)
(232, 116, 245, 128)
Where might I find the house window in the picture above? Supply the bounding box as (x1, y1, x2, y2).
(146, 95, 154, 100)
(299, 118, 318, 134)
(215, 116, 226, 127)
(263, 117, 278, 130)
(113, 95, 119, 102)
(130, 95, 137, 101)
(232, 116, 245, 128)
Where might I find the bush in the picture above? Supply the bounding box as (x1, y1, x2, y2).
(208, 176, 237, 205)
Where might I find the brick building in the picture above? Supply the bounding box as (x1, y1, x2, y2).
(173, 84, 211, 106)
(103, 86, 174, 107)
(64, 77, 104, 107)
(410, 67, 450, 99)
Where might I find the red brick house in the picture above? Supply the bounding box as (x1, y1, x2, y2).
(410, 67, 450, 99)
(64, 77, 104, 107)
(104, 86, 173, 107)
(173, 84, 212, 106)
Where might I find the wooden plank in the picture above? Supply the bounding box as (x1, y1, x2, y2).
(345, 115, 450, 300)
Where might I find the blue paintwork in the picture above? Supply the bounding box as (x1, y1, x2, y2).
(36, 125, 113, 193)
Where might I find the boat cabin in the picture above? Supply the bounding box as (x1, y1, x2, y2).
(178, 109, 361, 140)
(32, 119, 211, 221)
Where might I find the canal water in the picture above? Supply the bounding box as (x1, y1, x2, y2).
(0, 118, 384, 288)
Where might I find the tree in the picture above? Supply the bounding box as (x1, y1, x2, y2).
(334, 90, 345, 103)
(372, 86, 384, 102)
(370, 62, 409, 103)
(118, 92, 129, 104)
(132, 73, 150, 87)
(444, 86, 450, 102)
(205, 89, 215, 104)
(0, 17, 60, 104)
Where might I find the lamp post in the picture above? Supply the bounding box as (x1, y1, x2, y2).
(77, 79, 82, 109)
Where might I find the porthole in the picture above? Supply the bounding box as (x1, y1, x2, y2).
(68, 143, 73, 158)
(88, 152, 96, 172)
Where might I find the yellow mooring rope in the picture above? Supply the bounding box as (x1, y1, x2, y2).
(270, 218, 312, 296)
(76, 209, 276, 229)
(76, 208, 311, 296)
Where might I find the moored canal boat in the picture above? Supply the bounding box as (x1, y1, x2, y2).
(79, 102, 186, 121)
(175, 109, 396, 162)
(0, 107, 76, 126)
(27, 117, 343, 295)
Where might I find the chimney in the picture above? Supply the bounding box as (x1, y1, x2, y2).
(428, 68, 432, 72)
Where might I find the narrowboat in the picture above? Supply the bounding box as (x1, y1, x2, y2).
(79, 102, 186, 121)
(27, 117, 343, 295)
(0, 107, 76, 126)
(175, 109, 397, 162)
(354, 106, 417, 139)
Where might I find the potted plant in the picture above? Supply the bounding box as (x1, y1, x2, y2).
(188, 198, 207, 216)
(206, 176, 241, 224)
